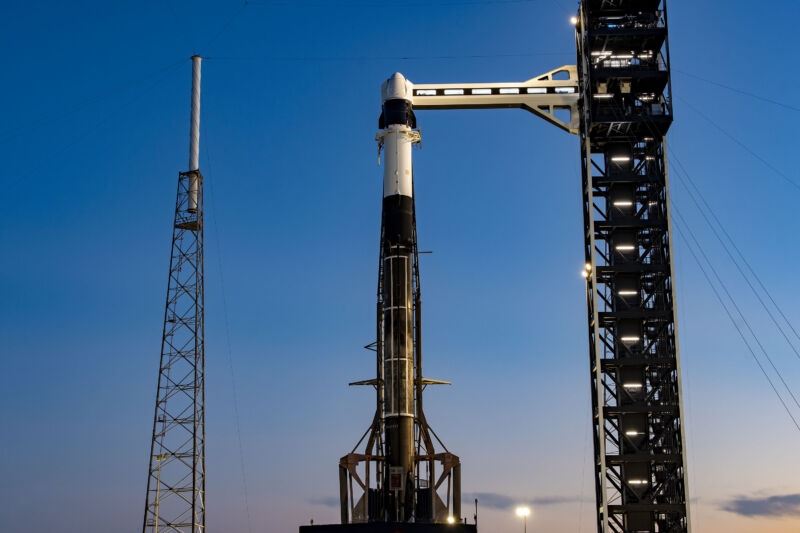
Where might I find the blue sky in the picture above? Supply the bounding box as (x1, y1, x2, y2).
(1, 1, 799, 532)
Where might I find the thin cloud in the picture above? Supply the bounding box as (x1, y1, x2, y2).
(463, 492, 581, 510)
(722, 493, 800, 518)
(309, 496, 340, 508)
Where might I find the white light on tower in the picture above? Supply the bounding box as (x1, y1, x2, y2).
(570, 16, 578, 25)
(447, 516, 456, 524)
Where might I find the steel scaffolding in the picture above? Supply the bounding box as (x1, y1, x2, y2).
(576, 1, 690, 531)
(142, 169, 206, 533)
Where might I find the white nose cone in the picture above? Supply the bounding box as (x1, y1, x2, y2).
(381, 72, 414, 103)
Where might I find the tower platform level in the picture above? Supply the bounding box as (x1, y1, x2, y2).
(300, 523, 477, 533)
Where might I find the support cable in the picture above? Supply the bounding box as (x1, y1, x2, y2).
(673, 69, 800, 113)
(646, 108, 800, 423)
(669, 155, 800, 362)
(0, 58, 186, 146)
(674, 229, 698, 527)
(2, 61, 184, 191)
(672, 204, 800, 411)
(677, 96, 800, 192)
(204, 1, 250, 50)
(201, 103, 254, 533)
(671, 207, 800, 430)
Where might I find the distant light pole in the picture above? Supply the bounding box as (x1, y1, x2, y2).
(515, 506, 531, 533)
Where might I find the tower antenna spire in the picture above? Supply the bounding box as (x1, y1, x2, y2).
(142, 55, 206, 533)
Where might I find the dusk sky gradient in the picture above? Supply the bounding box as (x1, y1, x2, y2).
(1, 1, 799, 532)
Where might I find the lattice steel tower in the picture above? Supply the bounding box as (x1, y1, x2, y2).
(142, 55, 206, 533)
(576, 1, 690, 531)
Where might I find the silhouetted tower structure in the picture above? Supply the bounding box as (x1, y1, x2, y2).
(142, 55, 206, 533)
(576, 1, 690, 531)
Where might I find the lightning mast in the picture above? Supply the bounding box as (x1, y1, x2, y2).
(142, 55, 206, 533)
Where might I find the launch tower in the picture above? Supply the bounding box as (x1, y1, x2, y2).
(142, 56, 206, 533)
(576, 2, 690, 530)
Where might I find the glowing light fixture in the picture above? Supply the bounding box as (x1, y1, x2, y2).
(447, 516, 456, 524)
(516, 506, 531, 533)
(620, 335, 640, 343)
(570, 16, 578, 25)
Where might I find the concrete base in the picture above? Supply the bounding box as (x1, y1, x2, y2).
(299, 524, 477, 533)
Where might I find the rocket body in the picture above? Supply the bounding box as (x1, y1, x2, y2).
(335, 71, 463, 527)
(380, 74, 417, 520)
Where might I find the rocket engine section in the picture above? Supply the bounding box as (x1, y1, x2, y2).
(334, 74, 464, 527)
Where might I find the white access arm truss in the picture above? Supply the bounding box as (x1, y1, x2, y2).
(409, 65, 580, 134)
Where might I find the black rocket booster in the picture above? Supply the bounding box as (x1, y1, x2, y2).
(379, 72, 418, 521)
(328, 73, 465, 530)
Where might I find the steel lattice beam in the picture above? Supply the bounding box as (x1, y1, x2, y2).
(142, 170, 205, 533)
(576, 1, 690, 531)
